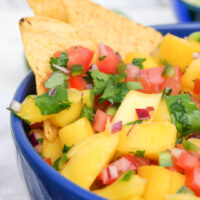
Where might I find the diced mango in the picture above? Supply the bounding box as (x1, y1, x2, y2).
(81, 90, 93, 107)
(124, 52, 159, 69)
(153, 99, 171, 123)
(166, 194, 200, 200)
(158, 33, 198, 72)
(188, 138, 200, 148)
(50, 89, 82, 127)
(113, 91, 162, 125)
(118, 122, 177, 160)
(59, 117, 94, 146)
(60, 133, 118, 189)
(42, 136, 63, 162)
(125, 197, 144, 200)
(181, 59, 200, 93)
(94, 173, 146, 200)
(138, 166, 185, 200)
(16, 95, 52, 124)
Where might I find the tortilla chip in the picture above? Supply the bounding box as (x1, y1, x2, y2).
(19, 16, 97, 95)
(28, 0, 69, 23)
(62, 0, 162, 57)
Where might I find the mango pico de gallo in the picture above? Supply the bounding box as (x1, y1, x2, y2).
(9, 32, 200, 200)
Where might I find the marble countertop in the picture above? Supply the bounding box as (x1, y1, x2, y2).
(0, 1, 177, 199)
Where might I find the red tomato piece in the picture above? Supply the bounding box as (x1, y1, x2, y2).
(44, 158, 52, 166)
(186, 167, 200, 196)
(93, 109, 109, 132)
(97, 154, 151, 185)
(125, 64, 140, 82)
(174, 151, 200, 171)
(194, 79, 200, 96)
(96, 44, 121, 74)
(161, 66, 182, 95)
(94, 95, 111, 112)
(53, 46, 94, 73)
(69, 76, 86, 90)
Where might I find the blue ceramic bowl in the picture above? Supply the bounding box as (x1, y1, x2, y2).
(11, 23, 200, 200)
(171, 0, 200, 22)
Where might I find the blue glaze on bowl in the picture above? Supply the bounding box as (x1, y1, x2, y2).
(11, 24, 200, 200)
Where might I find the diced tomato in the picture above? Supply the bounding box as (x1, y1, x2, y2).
(97, 154, 151, 185)
(44, 158, 52, 166)
(93, 109, 109, 132)
(186, 167, 200, 196)
(94, 95, 111, 112)
(69, 76, 86, 90)
(96, 44, 121, 74)
(53, 46, 94, 72)
(194, 79, 200, 96)
(173, 151, 200, 171)
(125, 64, 140, 82)
(29, 122, 43, 129)
(161, 66, 182, 95)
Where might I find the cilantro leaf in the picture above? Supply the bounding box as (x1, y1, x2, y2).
(82, 71, 93, 84)
(132, 58, 146, 69)
(35, 87, 71, 115)
(37, 138, 43, 144)
(125, 82, 143, 91)
(123, 120, 142, 126)
(81, 104, 94, 122)
(117, 63, 127, 82)
(119, 170, 135, 182)
(50, 52, 68, 71)
(44, 71, 69, 89)
(62, 145, 72, 154)
(166, 94, 200, 136)
(99, 56, 106, 61)
(135, 150, 145, 158)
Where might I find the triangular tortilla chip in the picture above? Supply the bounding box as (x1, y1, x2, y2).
(28, 0, 162, 57)
(28, 0, 69, 23)
(19, 16, 97, 95)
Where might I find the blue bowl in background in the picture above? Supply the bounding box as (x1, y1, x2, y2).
(171, 0, 200, 22)
(11, 23, 200, 200)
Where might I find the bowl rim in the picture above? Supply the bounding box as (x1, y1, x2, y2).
(10, 71, 105, 200)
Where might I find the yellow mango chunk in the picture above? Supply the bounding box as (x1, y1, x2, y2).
(42, 136, 63, 162)
(16, 95, 52, 124)
(81, 90, 93, 107)
(94, 173, 146, 200)
(117, 122, 177, 160)
(113, 91, 162, 125)
(181, 59, 200, 93)
(125, 197, 144, 200)
(59, 117, 94, 146)
(158, 33, 198, 72)
(124, 52, 159, 69)
(153, 99, 171, 123)
(188, 138, 200, 148)
(138, 166, 185, 200)
(166, 194, 200, 200)
(60, 133, 118, 189)
(50, 89, 82, 127)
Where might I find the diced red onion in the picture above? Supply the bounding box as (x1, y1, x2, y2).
(89, 64, 98, 72)
(98, 43, 108, 57)
(85, 84, 93, 89)
(187, 133, 200, 140)
(135, 108, 150, 120)
(10, 100, 21, 112)
(48, 87, 57, 96)
(146, 106, 154, 112)
(193, 52, 200, 59)
(108, 165, 118, 179)
(111, 121, 122, 134)
(171, 148, 184, 159)
(53, 64, 70, 74)
(29, 133, 39, 147)
(34, 144, 42, 153)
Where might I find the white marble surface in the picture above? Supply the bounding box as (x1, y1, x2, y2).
(0, 1, 177, 199)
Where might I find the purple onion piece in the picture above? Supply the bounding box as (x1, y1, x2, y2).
(52, 64, 70, 74)
(29, 133, 39, 147)
(111, 121, 122, 134)
(187, 133, 200, 140)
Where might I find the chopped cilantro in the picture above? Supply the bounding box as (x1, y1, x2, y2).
(53, 154, 68, 171)
(135, 150, 145, 158)
(162, 63, 175, 78)
(177, 185, 195, 195)
(125, 82, 143, 91)
(62, 145, 72, 154)
(119, 170, 135, 182)
(123, 120, 142, 126)
(82, 71, 93, 84)
(53, 157, 61, 170)
(37, 138, 43, 144)
(117, 63, 127, 82)
(166, 94, 200, 136)
(50, 52, 68, 71)
(162, 87, 172, 99)
(71, 64, 84, 76)
(44, 71, 69, 89)
(80, 104, 94, 122)
(132, 58, 146, 69)
(35, 87, 71, 115)
(99, 56, 106, 61)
